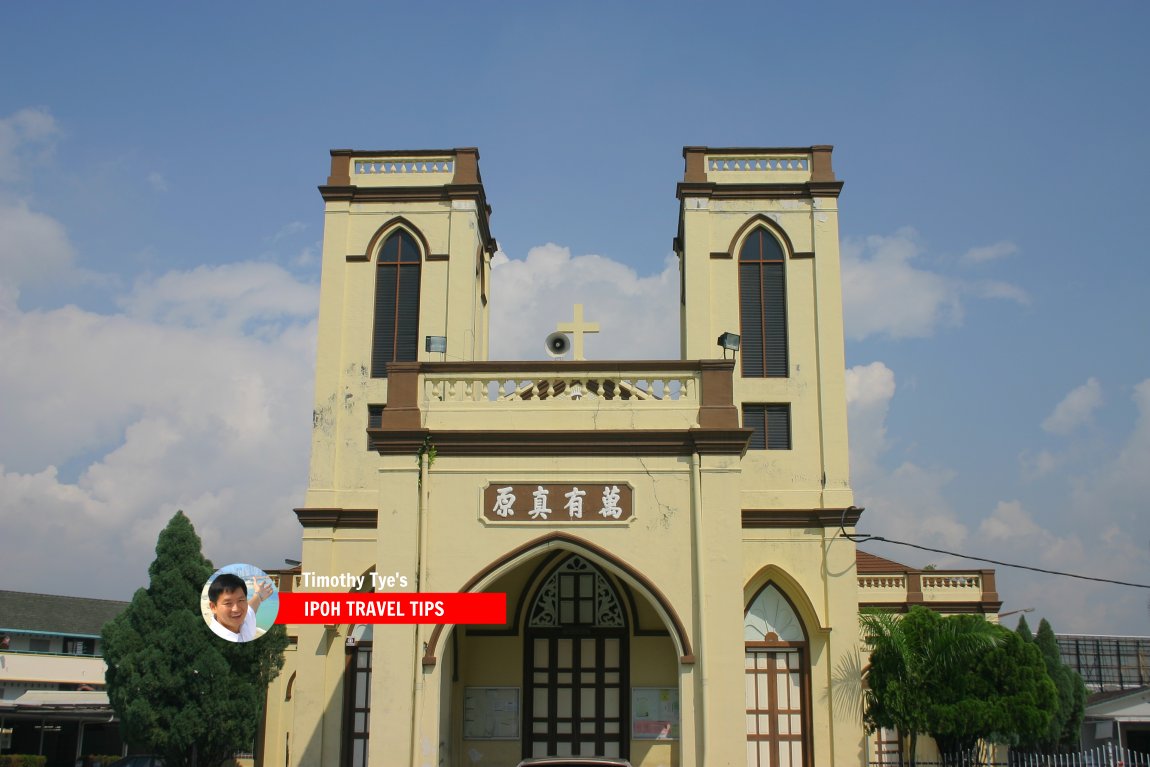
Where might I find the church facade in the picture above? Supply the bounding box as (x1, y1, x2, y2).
(259, 146, 1000, 767)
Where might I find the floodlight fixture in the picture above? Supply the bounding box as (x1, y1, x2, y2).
(717, 332, 741, 359)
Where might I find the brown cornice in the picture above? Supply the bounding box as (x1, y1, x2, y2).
(425, 253, 449, 262)
(688, 145, 835, 156)
(422, 360, 708, 375)
(858, 600, 1005, 616)
(676, 181, 844, 201)
(375, 428, 751, 458)
(293, 508, 378, 529)
(367, 428, 430, 455)
(792, 251, 815, 259)
(742, 507, 864, 528)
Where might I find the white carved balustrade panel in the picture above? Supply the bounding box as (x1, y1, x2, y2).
(707, 156, 809, 172)
(857, 575, 906, 591)
(354, 158, 455, 175)
(424, 373, 697, 405)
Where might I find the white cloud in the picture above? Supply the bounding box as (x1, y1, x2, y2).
(845, 360, 968, 550)
(119, 261, 319, 334)
(268, 221, 307, 244)
(489, 243, 679, 360)
(1042, 377, 1103, 435)
(845, 362, 896, 479)
(0, 261, 318, 599)
(0, 107, 59, 181)
(0, 200, 76, 289)
(841, 228, 962, 340)
(1019, 448, 1062, 479)
(978, 500, 1043, 541)
(146, 171, 168, 192)
(841, 228, 1028, 341)
(961, 241, 1018, 264)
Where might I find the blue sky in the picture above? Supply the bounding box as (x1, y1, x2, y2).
(2, 3, 1148, 635)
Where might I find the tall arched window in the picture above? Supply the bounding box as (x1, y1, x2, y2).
(739, 228, 788, 378)
(744, 583, 809, 767)
(371, 229, 421, 378)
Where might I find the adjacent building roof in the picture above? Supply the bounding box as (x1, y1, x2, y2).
(855, 550, 911, 573)
(0, 589, 129, 637)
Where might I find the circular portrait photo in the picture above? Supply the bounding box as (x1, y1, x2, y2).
(200, 563, 280, 643)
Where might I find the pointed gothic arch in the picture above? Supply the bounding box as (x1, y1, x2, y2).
(420, 532, 693, 667)
(370, 222, 423, 377)
(733, 217, 790, 379)
(744, 579, 814, 767)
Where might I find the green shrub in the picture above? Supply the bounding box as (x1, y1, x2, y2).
(0, 755, 47, 767)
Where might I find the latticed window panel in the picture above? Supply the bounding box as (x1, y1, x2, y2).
(529, 556, 625, 629)
(745, 649, 804, 767)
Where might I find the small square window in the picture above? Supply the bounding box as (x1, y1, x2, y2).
(744, 404, 791, 450)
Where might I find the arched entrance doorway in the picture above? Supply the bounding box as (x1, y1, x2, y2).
(744, 582, 811, 767)
(524, 554, 629, 760)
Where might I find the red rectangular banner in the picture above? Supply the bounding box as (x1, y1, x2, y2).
(276, 592, 506, 625)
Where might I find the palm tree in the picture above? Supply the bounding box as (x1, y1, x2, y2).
(861, 606, 1001, 767)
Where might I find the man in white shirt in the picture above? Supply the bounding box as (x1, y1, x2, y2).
(208, 572, 274, 642)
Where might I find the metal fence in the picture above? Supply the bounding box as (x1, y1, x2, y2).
(871, 745, 1150, 767)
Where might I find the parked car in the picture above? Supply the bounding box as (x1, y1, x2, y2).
(105, 756, 165, 767)
(516, 759, 631, 767)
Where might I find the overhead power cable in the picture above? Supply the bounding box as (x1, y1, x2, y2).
(839, 512, 1150, 590)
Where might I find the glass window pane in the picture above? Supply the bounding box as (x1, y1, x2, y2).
(581, 638, 596, 665)
(535, 638, 549, 665)
(558, 639, 572, 667)
(604, 688, 619, 717)
(355, 676, 367, 708)
(604, 639, 619, 666)
(557, 688, 572, 717)
(534, 688, 548, 717)
(581, 687, 596, 715)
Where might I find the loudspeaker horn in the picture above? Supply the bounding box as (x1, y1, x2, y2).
(545, 331, 571, 357)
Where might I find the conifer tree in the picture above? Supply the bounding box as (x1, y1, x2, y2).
(1033, 618, 1087, 751)
(1015, 614, 1034, 643)
(102, 511, 288, 767)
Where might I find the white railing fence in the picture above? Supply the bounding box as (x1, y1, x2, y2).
(871, 745, 1150, 767)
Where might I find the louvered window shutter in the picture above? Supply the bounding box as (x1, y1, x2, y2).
(743, 404, 792, 450)
(738, 229, 788, 378)
(371, 230, 421, 378)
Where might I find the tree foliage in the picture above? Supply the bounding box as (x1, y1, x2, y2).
(927, 620, 1057, 756)
(862, 606, 1003, 766)
(102, 511, 288, 767)
(1019, 618, 1087, 752)
(1015, 614, 1033, 643)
